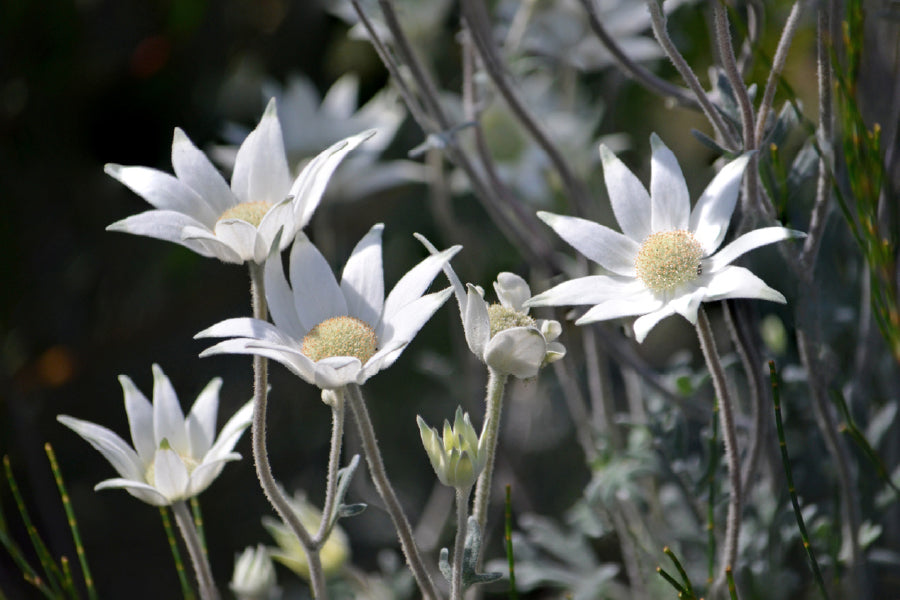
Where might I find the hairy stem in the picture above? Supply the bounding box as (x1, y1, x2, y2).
(172, 501, 220, 600)
(472, 368, 509, 533)
(315, 388, 346, 545)
(450, 486, 472, 600)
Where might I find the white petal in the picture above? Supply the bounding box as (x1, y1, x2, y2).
(633, 306, 677, 343)
(380, 245, 461, 330)
(538, 319, 562, 342)
(494, 272, 531, 311)
(171, 128, 236, 216)
(649, 133, 690, 231)
(341, 224, 385, 326)
(668, 286, 707, 325)
(214, 220, 268, 264)
(152, 448, 190, 502)
(375, 288, 452, 370)
(119, 375, 154, 465)
(201, 339, 315, 384)
(231, 99, 292, 206)
(196, 318, 300, 349)
(256, 197, 295, 250)
(57, 416, 144, 481)
(105, 164, 218, 225)
(703, 265, 787, 303)
(704, 227, 805, 272)
(414, 233, 468, 323)
(151, 364, 188, 455)
(484, 327, 547, 379)
(288, 233, 347, 330)
(525, 275, 644, 308)
(187, 455, 240, 498)
(289, 130, 376, 228)
(537, 212, 639, 276)
(575, 290, 663, 325)
(321, 73, 359, 118)
(205, 400, 254, 462)
(108, 210, 218, 258)
(689, 153, 752, 253)
(185, 377, 221, 458)
(180, 225, 245, 263)
(463, 285, 490, 359)
(358, 339, 408, 382)
(599, 144, 652, 242)
(263, 245, 306, 339)
(94, 478, 171, 506)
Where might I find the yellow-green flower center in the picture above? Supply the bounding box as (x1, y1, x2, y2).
(634, 229, 704, 293)
(301, 316, 378, 363)
(217, 201, 273, 227)
(487, 304, 535, 338)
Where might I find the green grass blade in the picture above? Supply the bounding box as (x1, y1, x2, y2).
(188, 497, 207, 559)
(706, 399, 719, 586)
(44, 444, 97, 600)
(663, 546, 695, 597)
(159, 507, 196, 600)
(725, 566, 739, 600)
(656, 565, 688, 597)
(504, 485, 517, 600)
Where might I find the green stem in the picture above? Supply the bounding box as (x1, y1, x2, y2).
(346, 384, 440, 600)
(172, 501, 220, 600)
(247, 263, 328, 599)
(472, 369, 509, 534)
(450, 486, 472, 600)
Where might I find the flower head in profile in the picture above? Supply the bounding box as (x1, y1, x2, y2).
(57, 364, 253, 506)
(416, 235, 565, 379)
(106, 98, 372, 264)
(197, 225, 460, 389)
(527, 134, 804, 342)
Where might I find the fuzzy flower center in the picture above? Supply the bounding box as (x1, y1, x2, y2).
(487, 304, 536, 338)
(634, 229, 704, 293)
(301, 316, 378, 363)
(217, 201, 273, 228)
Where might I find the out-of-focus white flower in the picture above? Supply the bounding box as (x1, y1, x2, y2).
(416, 235, 565, 379)
(230, 545, 279, 600)
(197, 225, 460, 389)
(57, 365, 252, 506)
(263, 494, 350, 580)
(417, 407, 486, 489)
(106, 98, 372, 264)
(527, 134, 804, 342)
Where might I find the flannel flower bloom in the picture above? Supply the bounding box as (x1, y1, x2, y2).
(416, 235, 565, 379)
(57, 365, 253, 506)
(106, 98, 372, 264)
(527, 134, 804, 343)
(196, 225, 460, 389)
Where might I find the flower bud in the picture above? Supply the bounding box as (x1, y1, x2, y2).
(230, 545, 278, 600)
(417, 407, 486, 489)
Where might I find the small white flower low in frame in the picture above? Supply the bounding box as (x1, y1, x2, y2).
(106, 97, 373, 264)
(197, 225, 460, 389)
(526, 134, 805, 342)
(57, 364, 253, 506)
(230, 545, 279, 600)
(416, 235, 565, 379)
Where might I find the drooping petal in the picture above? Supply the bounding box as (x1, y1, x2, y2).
(380, 245, 461, 329)
(214, 220, 268, 264)
(57, 416, 144, 481)
(703, 227, 805, 272)
(196, 317, 299, 347)
(94, 478, 172, 506)
(185, 377, 222, 458)
(201, 338, 315, 384)
(119, 375, 155, 465)
(689, 153, 752, 254)
(180, 224, 245, 263)
(341, 224, 385, 326)
(105, 164, 220, 225)
(463, 285, 490, 359)
(702, 265, 787, 303)
(537, 212, 639, 276)
(151, 448, 190, 502)
(632, 306, 677, 343)
(599, 144, 652, 242)
(289, 130, 376, 228)
(494, 273, 531, 312)
(525, 275, 644, 308)
(108, 211, 218, 258)
(484, 327, 547, 379)
(171, 128, 236, 216)
(575, 290, 664, 325)
(151, 364, 188, 455)
(312, 356, 364, 389)
(231, 99, 292, 206)
(649, 133, 690, 231)
(288, 234, 347, 331)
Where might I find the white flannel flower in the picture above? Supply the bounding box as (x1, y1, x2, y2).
(106, 97, 372, 264)
(527, 134, 805, 343)
(197, 225, 460, 389)
(230, 545, 279, 600)
(416, 235, 565, 379)
(57, 365, 253, 506)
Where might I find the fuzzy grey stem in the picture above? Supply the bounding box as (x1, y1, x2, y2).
(713, 1, 756, 151)
(315, 389, 346, 545)
(450, 486, 472, 600)
(582, 326, 622, 450)
(577, 0, 698, 108)
(346, 384, 441, 600)
(472, 368, 509, 534)
(695, 307, 742, 590)
(646, 0, 739, 150)
(172, 500, 220, 600)
(460, 0, 592, 217)
(248, 264, 328, 600)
